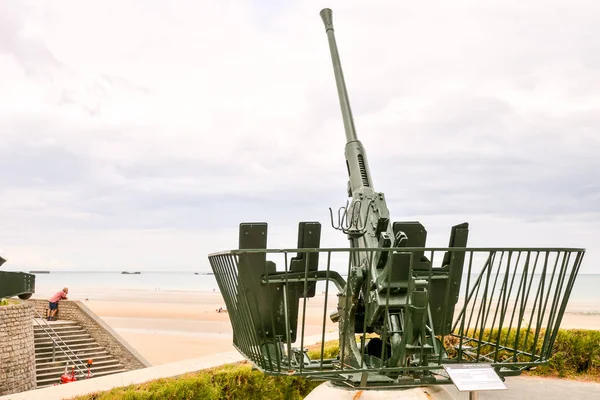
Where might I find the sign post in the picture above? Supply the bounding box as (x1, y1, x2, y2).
(443, 363, 507, 399)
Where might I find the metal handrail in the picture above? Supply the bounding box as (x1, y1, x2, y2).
(32, 308, 89, 377)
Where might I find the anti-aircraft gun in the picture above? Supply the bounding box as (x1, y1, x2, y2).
(319, 7, 471, 374)
(0, 255, 36, 300)
(208, 8, 585, 390)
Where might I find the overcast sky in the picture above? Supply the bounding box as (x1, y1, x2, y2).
(0, 0, 598, 273)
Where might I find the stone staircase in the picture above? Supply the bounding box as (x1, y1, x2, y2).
(33, 319, 128, 388)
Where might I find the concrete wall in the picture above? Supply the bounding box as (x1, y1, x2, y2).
(0, 301, 36, 396)
(28, 299, 150, 370)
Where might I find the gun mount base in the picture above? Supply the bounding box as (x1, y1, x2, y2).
(305, 381, 456, 399)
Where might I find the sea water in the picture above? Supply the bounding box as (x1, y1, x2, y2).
(29, 271, 600, 303)
(31, 271, 219, 297)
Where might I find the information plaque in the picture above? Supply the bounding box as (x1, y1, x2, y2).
(442, 364, 507, 392)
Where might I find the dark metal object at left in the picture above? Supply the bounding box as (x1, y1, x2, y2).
(0, 255, 36, 300)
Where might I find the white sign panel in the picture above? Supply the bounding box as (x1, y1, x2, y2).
(443, 363, 507, 392)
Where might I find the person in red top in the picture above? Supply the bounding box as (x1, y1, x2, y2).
(48, 287, 68, 321)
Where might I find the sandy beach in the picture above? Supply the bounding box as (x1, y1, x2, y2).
(29, 289, 589, 366)
(85, 294, 237, 365)
(62, 290, 338, 365)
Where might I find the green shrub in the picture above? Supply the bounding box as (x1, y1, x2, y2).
(71, 363, 320, 400)
(532, 329, 600, 379)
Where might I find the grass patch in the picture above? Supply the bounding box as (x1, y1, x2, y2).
(70, 362, 321, 400)
(0, 298, 18, 306)
(529, 329, 600, 380)
(69, 329, 600, 399)
(306, 340, 339, 360)
(308, 330, 600, 381)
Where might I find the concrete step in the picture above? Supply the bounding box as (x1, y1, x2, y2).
(37, 359, 123, 379)
(36, 344, 106, 357)
(34, 326, 83, 337)
(36, 347, 108, 358)
(36, 368, 129, 388)
(36, 354, 115, 369)
(33, 322, 83, 334)
(32, 318, 132, 390)
(36, 333, 92, 341)
(36, 339, 95, 350)
(35, 344, 99, 358)
(35, 344, 101, 356)
(36, 349, 109, 364)
(33, 326, 87, 338)
(36, 345, 107, 357)
(35, 336, 95, 348)
(34, 319, 79, 325)
(33, 320, 80, 328)
(37, 358, 122, 374)
(36, 331, 91, 338)
(33, 318, 77, 324)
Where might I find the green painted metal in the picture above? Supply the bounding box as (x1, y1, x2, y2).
(0, 256, 36, 300)
(207, 8, 586, 390)
(209, 247, 584, 388)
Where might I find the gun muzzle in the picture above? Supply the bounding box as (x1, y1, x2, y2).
(320, 8, 334, 31)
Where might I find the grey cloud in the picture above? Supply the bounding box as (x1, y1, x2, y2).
(0, 4, 150, 118)
(99, 74, 152, 96)
(1, 114, 597, 233)
(0, 142, 89, 188)
(0, 0, 598, 270)
(381, 154, 600, 218)
(0, 3, 62, 80)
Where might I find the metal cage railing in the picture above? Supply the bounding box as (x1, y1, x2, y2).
(208, 247, 584, 388)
